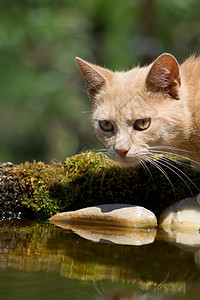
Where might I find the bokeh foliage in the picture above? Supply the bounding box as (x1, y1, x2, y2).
(0, 0, 200, 163)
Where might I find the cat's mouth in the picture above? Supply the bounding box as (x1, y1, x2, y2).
(118, 159, 139, 168)
(110, 154, 140, 167)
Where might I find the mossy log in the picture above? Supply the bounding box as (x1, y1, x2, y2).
(0, 151, 199, 219)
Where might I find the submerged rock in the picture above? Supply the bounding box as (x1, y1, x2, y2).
(50, 204, 157, 228)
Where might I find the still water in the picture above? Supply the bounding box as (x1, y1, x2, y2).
(0, 218, 200, 300)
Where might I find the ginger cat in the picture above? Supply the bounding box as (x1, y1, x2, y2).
(76, 54, 200, 170)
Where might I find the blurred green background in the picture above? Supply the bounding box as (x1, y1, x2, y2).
(0, 0, 200, 164)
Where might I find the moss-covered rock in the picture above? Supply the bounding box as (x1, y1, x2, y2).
(0, 151, 199, 218)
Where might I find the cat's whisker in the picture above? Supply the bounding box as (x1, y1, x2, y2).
(157, 154, 197, 173)
(90, 157, 110, 184)
(149, 150, 190, 160)
(153, 158, 194, 195)
(76, 84, 104, 103)
(94, 149, 108, 154)
(76, 75, 105, 96)
(150, 146, 200, 164)
(159, 157, 200, 192)
(100, 160, 111, 192)
(148, 151, 191, 169)
(149, 149, 190, 156)
(139, 158, 154, 184)
(74, 84, 89, 95)
(93, 280, 104, 297)
(145, 156, 176, 197)
(149, 145, 191, 153)
(149, 149, 200, 166)
(94, 149, 107, 152)
(86, 77, 108, 101)
(147, 275, 170, 300)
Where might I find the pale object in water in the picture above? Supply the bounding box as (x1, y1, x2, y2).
(50, 204, 157, 246)
(159, 194, 200, 234)
(50, 220, 157, 246)
(50, 204, 157, 229)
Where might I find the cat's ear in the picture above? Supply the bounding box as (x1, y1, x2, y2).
(76, 57, 112, 102)
(145, 53, 181, 99)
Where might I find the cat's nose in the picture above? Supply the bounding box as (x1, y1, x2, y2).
(115, 148, 129, 158)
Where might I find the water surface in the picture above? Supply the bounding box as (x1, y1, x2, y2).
(0, 218, 200, 299)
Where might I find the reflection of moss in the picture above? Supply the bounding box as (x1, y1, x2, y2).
(1, 151, 200, 218)
(0, 220, 187, 295)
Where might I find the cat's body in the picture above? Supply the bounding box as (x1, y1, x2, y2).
(76, 54, 200, 170)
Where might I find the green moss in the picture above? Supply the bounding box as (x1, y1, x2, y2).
(2, 151, 200, 218)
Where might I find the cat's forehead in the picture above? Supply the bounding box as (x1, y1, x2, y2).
(93, 68, 158, 120)
(113, 68, 147, 90)
(110, 69, 150, 104)
(93, 93, 157, 121)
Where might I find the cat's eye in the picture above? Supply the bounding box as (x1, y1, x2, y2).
(134, 118, 151, 131)
(99, 120, 114, 132)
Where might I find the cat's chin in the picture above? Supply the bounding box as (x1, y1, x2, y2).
(119, 161, 139, 168)
(111, 156, 139, 168)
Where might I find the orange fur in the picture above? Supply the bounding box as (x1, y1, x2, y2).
(76, 54, 200, 169)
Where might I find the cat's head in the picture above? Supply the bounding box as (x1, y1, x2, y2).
(76, 54, 190, 167)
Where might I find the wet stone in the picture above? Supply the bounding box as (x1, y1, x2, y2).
(50, 204, 157, 229)
(159, 194, 200, 232)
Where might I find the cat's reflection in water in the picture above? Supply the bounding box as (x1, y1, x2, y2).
(93, 280, 167, 300)
(102, 288, 150, 299)
(102, 289, 134, 299)
(98, 288, 192, 300)
(100, 288, 166, 300)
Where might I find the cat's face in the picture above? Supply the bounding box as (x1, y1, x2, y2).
(76, 54, 190, 167)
